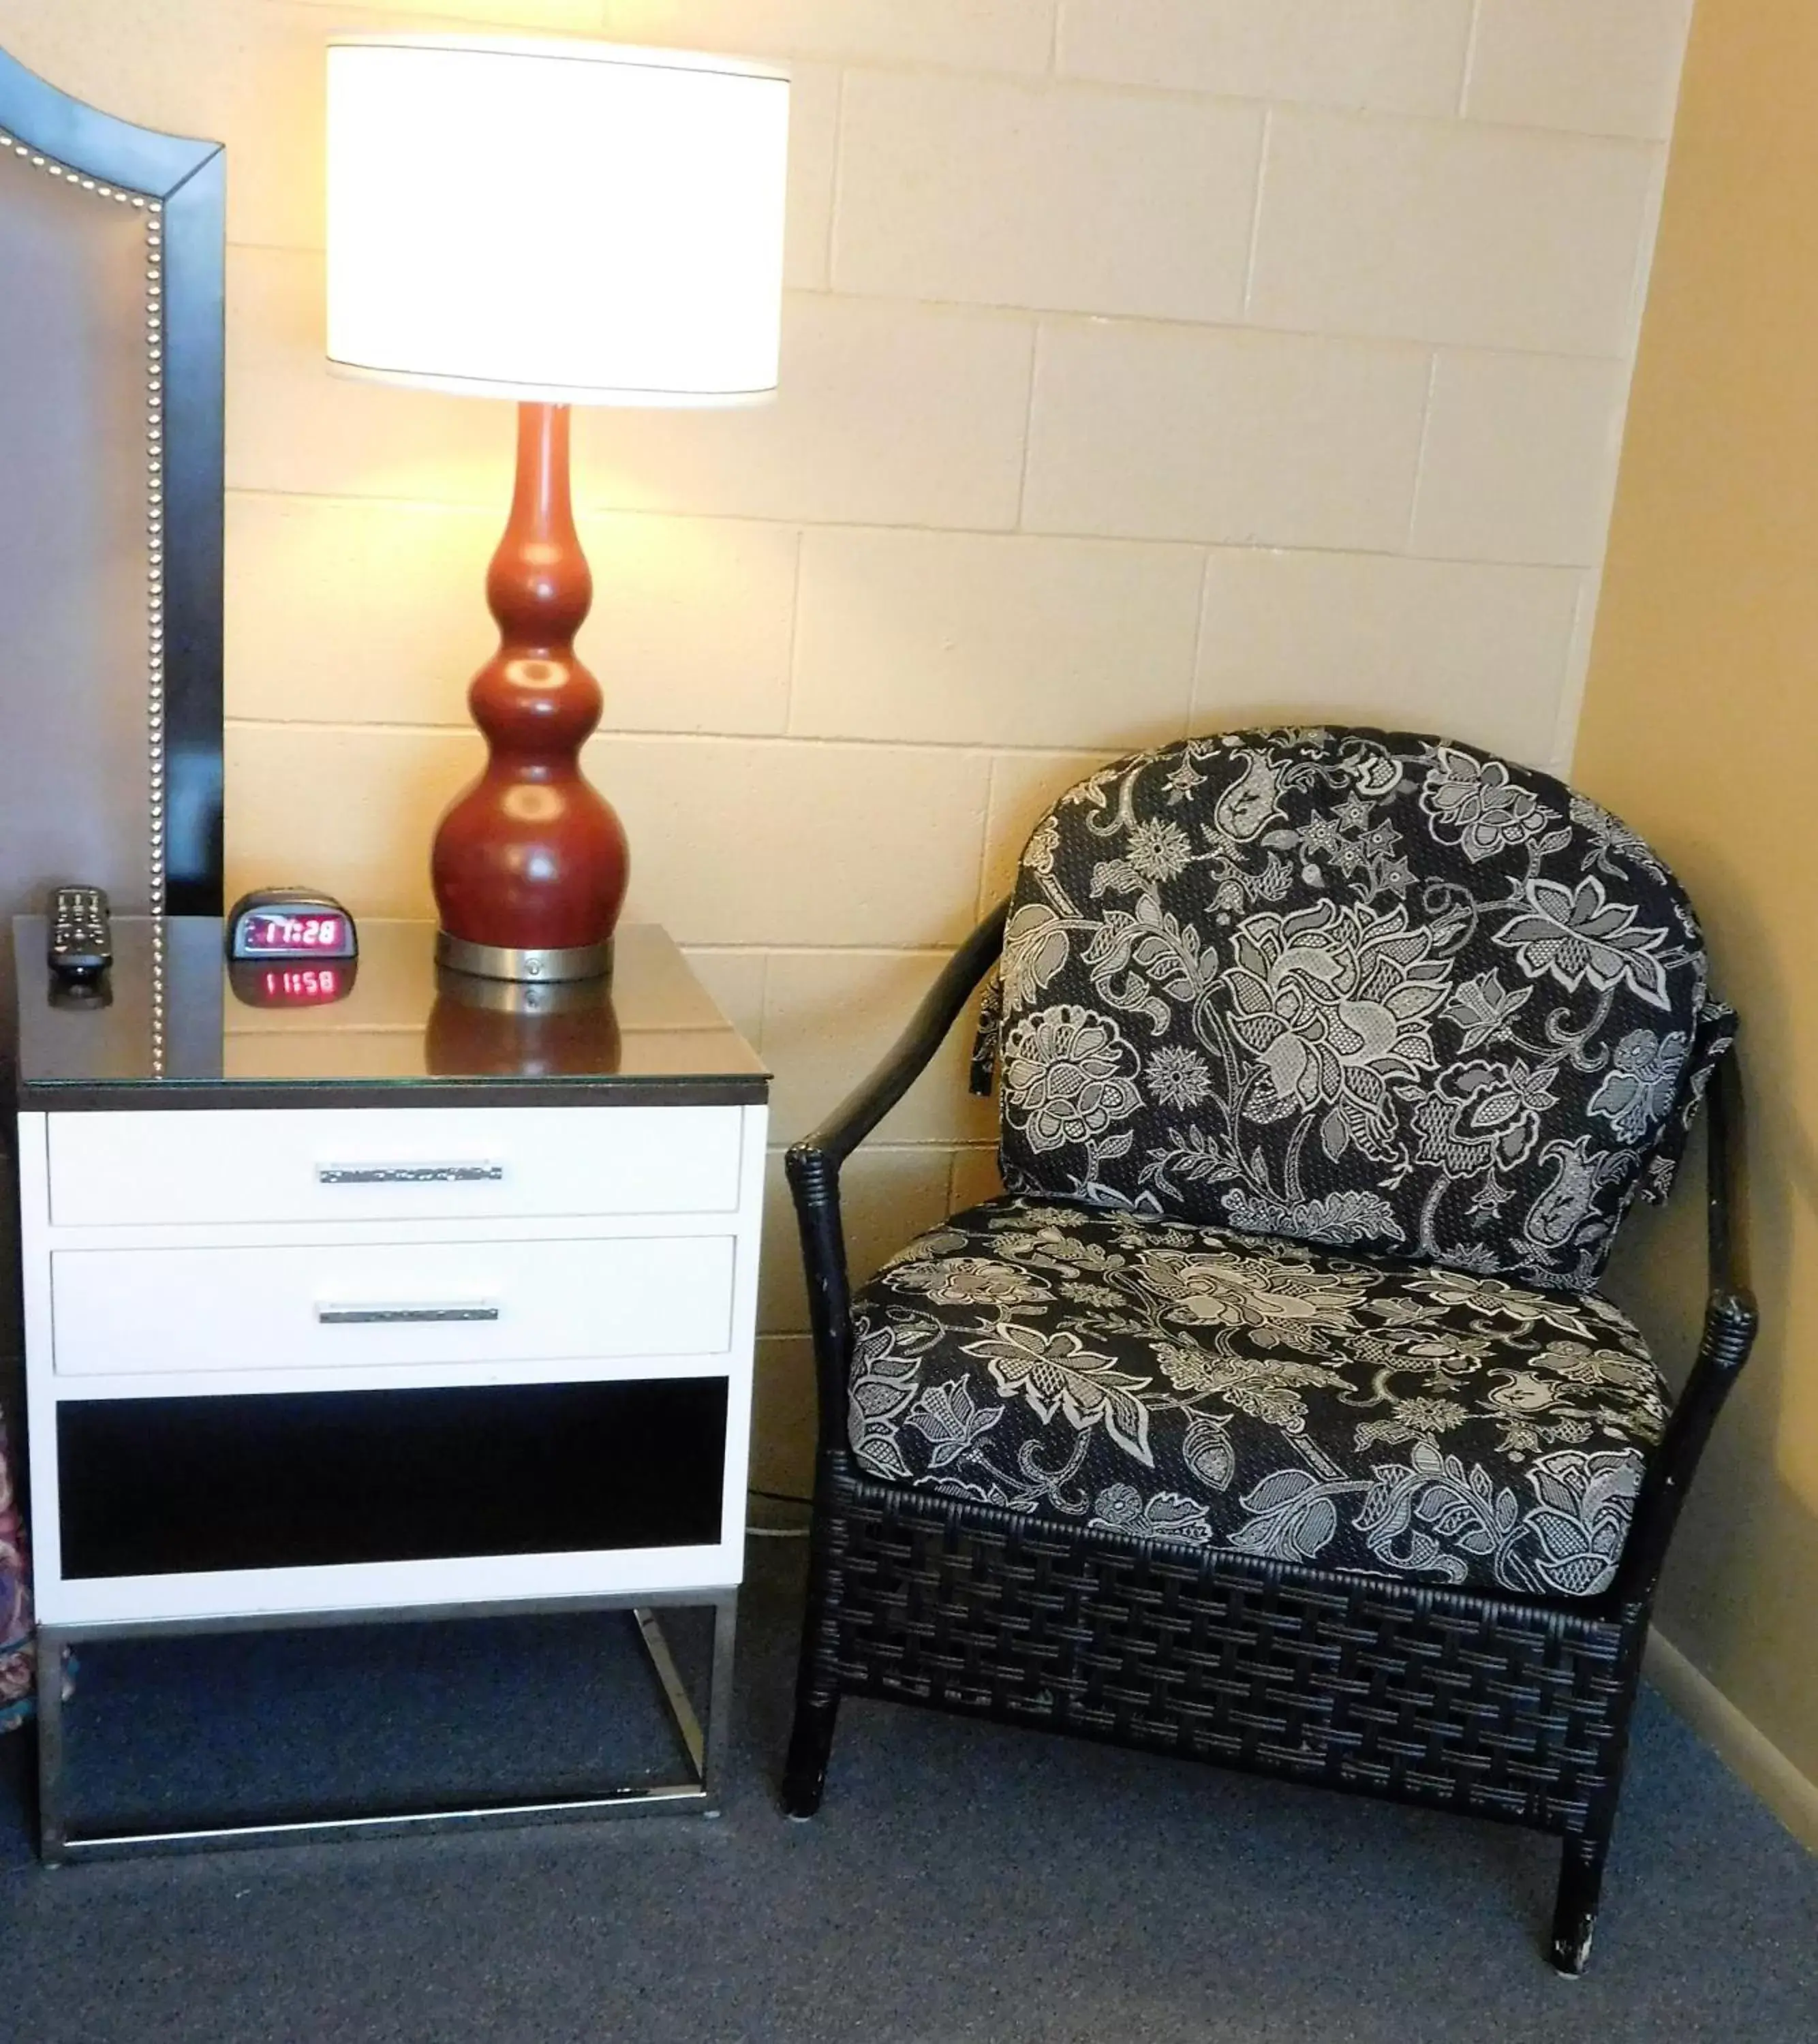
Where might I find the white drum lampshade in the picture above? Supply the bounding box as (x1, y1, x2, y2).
(326, 35, 790, 405)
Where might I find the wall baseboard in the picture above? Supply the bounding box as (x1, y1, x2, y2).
(1646, 1627, 1818, 1853)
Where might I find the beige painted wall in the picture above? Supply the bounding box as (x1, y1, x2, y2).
(0, 0, 1691, 1490)
(1575, 0, 1818, 1791)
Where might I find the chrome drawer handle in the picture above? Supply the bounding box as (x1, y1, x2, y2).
(317, 1162, 505, 1186)
(315, 1303, 501, 1325)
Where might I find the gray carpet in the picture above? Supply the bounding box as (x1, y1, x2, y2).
(1, 1541, 1814, 2043)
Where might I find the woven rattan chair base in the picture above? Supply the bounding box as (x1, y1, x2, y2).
(786, 1451, 1650, 1970)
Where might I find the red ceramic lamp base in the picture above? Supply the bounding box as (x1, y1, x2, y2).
(431, 401, 628, 983)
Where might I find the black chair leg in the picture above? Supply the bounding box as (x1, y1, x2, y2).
(1550, 1829, 1611, 1975)
(782, 1693, 838, 1818)
(782, 1465, 844, 1818)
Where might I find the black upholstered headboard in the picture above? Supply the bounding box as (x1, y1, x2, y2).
(0, 44, 225, 929)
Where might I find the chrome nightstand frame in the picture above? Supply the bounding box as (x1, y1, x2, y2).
(35, 1587, 737, 1863)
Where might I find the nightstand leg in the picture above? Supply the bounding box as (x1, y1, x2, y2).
(632, 1593, 739, 1811)
(700, 1592, 738, 1810)
(35, 1626, 66, 1867)
(633, 1608, 707, 1774)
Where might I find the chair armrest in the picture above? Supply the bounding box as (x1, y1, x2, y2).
(794, 899, 1009, 1171)
(1618, 1050, 1759, 1598)
(784, 900, 1008, 1423)
(1703, 1046, 1753, 1319)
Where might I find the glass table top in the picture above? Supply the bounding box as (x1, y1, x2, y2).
(11, 918, 766, 1107)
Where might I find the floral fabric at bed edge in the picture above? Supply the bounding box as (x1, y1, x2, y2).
(0, 1409, 33, 1728)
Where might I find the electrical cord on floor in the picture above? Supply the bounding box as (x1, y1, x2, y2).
(747, 1484, 813, 1538)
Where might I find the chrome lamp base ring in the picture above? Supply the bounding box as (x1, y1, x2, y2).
(435, 931, 613, 984)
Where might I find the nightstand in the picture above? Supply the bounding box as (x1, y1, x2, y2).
(10, 916, 767, 1861)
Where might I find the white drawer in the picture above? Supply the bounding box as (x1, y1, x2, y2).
(46, 1105, 743, 1229)
(52, 1235, 737, 1376)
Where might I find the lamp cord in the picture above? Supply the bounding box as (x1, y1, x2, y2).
(747, 1483, 812, 1540)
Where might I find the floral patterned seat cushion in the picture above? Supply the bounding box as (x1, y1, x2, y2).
(849, 1198, 1668, 1598)
(998, 728, 1733, 1293)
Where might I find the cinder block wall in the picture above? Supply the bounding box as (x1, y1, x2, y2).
(0, 0, 1694, 1488)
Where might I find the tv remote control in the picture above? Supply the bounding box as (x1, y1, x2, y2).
(47, 884, 112, 980)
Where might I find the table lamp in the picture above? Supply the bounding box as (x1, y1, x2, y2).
(325, 35, 790, 982)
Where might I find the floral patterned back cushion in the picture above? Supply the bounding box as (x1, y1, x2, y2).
(998, 728, 1733, 1292)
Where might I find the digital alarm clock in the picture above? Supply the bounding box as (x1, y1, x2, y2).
(226, 888, 358, 963)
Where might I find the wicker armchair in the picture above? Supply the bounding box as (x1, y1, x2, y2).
(781, 728, 1757, 1975)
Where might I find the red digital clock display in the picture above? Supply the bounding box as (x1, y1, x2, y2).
(237, 912, 354, 957)
(261, 966, 345, 1002)
(227, 957, 358, 1009)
